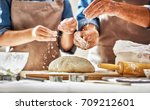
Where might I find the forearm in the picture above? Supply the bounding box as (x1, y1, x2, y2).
(60, 33, 74, 51)
(0, 29, 34, 46)
(114, 2, 150, 27)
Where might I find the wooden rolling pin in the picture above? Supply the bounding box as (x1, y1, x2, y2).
(98, 62, 150, 77)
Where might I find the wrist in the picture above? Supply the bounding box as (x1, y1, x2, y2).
(82, 24, 98, 31)
(62, 30, 76, 36)
(28, 28, 36, 41)
(82, 24, 99, 36)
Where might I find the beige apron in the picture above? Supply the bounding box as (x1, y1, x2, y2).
(11, 0, 64, 70)
(98, 0, 150, 64)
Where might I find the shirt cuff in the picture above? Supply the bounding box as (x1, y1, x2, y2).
(144, 5, 150, 10)
(60, 44, 76, 54)
(78, 18, 100, 31)
(0, 28, 9, 36)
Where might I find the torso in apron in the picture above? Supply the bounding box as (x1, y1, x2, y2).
(11, 0, 64, 70)
(98, 0, 150, 64)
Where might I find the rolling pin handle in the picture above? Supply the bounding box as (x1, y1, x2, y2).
(98, 63, 119, 71)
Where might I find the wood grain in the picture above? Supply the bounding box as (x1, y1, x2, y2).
(20, 71, 121, 80)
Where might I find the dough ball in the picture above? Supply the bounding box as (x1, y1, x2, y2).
(48, 56, 95, 73)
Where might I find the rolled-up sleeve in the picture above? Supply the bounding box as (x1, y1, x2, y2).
(0, 0, 11, 36)
(77, 0, 100, 31)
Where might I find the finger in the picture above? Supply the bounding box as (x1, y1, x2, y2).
(83, 35, 96, 43)
(37, 25, 57, 37)
(88, 8, 105, 19)
(82, 35, 95, 44)
(74, 32, 89, 50)
(59, 18, 77, 33)
(36, 35, 57, 42)
(85, 2, 104, 19)
(82, 30, 99, 43)
(62, 20, 77, 26)
(36, 37, 57, 42)
(84, 0, 100, 14)
(74, 35, 83, 48)
(74, 39, 81, 48)
(35, 26, 55, 37)
(75, 38, 95, 50)
(80, 30, 90, 39)
(37, 25, 51, 33)
(87, 42, 96, 49)
(37, 29, 57, 38)
(41, 28, 57, 37)
(66, 17, 75, 24)
(60, 21, 77, 30)
(61, 18, 77, 25)
(58, 24, 75, 34)
(74, 38, 86, 50)
(58, 25, 63, 31)
(83, 35, 91, 41)
(36, 29, 50, 37)
(85, 1, 103, 16)
(59, 24, 76, 32)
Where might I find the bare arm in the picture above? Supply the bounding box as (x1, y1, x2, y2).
(0, 25, 57, 46)
(60, 33, 74, 51)
(114, 2, 150, 27)
(0, 29, 34, 46)
(58, 18, 77, 52)
(84, 0, 150, 28)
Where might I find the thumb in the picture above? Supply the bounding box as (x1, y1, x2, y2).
(74, 31, 89, 49)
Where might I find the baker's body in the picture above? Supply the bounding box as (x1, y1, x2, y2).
(0, 0, 77, 70)
(76, 0, 150, 64)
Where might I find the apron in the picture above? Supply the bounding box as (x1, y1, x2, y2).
(98, 0, 150, 64)
(11, 0, 64, 70)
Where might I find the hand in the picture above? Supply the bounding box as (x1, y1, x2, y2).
(58, 17, 77, 34)
(84, 0, 117, 19)
(32, 25, 57, 42)
(74, 25, 99, 50)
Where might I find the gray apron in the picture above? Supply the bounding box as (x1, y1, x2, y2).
(98, 0, 150, 64)
(11, 0, 64, 70)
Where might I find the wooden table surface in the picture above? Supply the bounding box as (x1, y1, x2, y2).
(20, 71, 121, 80)
(0, 71, 149, 93)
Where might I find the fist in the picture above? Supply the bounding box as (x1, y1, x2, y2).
(32, 25, 57, 42)
(58, 17, 77, 34)
(74, 29, 99, 50)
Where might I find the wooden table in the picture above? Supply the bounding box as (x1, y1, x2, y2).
(0, 71, 150, 93)
(20, 71, 121, 80)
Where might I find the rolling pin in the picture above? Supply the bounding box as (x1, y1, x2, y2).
(98, 62, 150, 77)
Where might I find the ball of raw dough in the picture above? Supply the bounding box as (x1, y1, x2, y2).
(48, 56, 95, 73)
